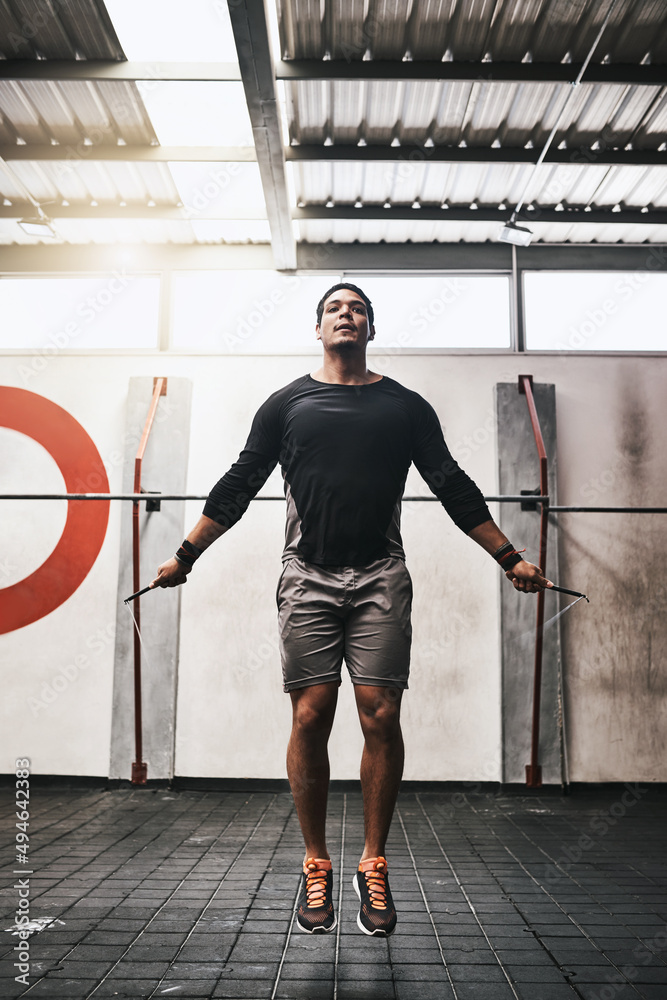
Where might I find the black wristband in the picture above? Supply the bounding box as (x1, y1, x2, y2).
(175, 539, 202, 568)
(493, 541, 514, 563)
(182, 539, 202, 559)
(500, 551, 523, 571)
(493, 541, 524, 572)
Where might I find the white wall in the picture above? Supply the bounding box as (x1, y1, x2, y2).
(1, 351, 665, 782)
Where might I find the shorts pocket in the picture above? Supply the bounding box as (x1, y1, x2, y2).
(275, 558, 295, 607)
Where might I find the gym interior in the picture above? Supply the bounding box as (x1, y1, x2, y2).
(1, 2, 666, 999)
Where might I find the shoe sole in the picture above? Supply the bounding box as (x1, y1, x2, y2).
(296, 914, 337, 934)
(352, 874, 394, 937)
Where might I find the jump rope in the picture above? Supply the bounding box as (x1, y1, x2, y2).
(125, 570, 589, 642)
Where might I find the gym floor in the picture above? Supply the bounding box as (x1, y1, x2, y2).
(1, 784, 665, 1000)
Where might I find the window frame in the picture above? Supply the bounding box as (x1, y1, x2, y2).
(1, 266, 665, 357)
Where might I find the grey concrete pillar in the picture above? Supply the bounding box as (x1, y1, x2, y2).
(110, 377, 192, 781)
(496, 380, 563, 786)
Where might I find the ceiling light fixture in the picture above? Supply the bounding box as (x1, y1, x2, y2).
(498, 0, 619, 247)
(18, 217, 57, 238)
(499, 220, 533, 247)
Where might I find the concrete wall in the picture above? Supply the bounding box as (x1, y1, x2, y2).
(496, 381, 563, 786)
(1, 352, 665, 782)
(110, 377, 192, 782)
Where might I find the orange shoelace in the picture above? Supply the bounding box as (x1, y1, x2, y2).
(304, 859, 329, 908)
(361, 858, 389, 910)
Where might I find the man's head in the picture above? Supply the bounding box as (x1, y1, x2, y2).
(315, 283, 375, 351)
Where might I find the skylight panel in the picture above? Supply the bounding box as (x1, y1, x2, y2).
(136, 82, 253, 147)
(104, 0, 238, 62)
(168, 162, 266, 219)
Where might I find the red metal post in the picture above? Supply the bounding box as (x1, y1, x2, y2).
(131, 377, 167, 785)
(518, 375, 549, 788)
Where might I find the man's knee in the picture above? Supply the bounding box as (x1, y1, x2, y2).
(291, 686, 337, 736)
(356, 687, 403, 740)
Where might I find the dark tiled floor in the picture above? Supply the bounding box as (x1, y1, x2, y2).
(1, 785, 666, 999)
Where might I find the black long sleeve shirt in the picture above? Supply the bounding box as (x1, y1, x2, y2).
(203, 374, 491, 566)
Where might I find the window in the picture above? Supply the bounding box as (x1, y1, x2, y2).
(171, 271, 512, 351)
(347, 275, 512, 349)
(524, 271, 667, 351)
(171, 271, 340, 351)
(0, 276, 160, 349)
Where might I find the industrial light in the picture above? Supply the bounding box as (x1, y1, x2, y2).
(18, 217, 57, 238)
(499, 220, 533, 247)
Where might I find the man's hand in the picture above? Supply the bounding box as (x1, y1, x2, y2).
(150, 557, 191, 589)
(506, 559, 552, 594)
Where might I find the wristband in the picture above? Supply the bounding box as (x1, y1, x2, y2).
(499, 551, 523, 571)
(174, 538, 202, 568)
(493, 542, 524, 572)
(493, 542, 514, 562)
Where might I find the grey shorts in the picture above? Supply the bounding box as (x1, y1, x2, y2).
(276, 555, 413, 693)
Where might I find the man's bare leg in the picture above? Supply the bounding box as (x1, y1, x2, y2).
(354, 684, 404, 860)
(287, 682, 339, 860)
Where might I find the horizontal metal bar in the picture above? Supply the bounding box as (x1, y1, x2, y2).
(285, 145, 667, 167)
(0, 145, 257, 163)
(5, 203, 661, 225)
(0, 242, 663, 275)
(0, 58, 662, 87)
(0, 243, 275, 271)
(0, 60, 242, 82)
(0, 493, 667, 514)
(0, 493, 546, 503)
(0, 204, 267, 221)
(1, 144, 664, 168)
(294, 205, 667, 225)
(276, 59, 666, 86)
(3, 497, 664, 513)
(549, 506, 667, 513)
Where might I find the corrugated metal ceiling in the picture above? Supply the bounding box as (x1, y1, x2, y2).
(285, 79, 667, 148)
(0, 157, 178, 203)
(0, 0, 123, 59)
(0, 79, 158, 145)
(291, 159, 667, 209)
(278, 0, 667, 63)
(0, 0, 665, 249)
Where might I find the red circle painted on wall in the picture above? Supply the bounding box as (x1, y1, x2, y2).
(0, 387, 110, 634)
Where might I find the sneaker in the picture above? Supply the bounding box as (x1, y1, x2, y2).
(296, 857, 336, 933)
(353, 856, 397, 936)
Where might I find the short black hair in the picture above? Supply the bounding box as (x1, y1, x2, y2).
(316, 282, 374, 327)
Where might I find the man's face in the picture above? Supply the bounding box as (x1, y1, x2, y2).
(316, 289, 375, 350)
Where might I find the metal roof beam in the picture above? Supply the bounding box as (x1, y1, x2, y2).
(1, 242, 664, 274)
(3, 145, 663, 168)
(0, 205, 267, 221)
(298, 242, 667, 272)
(2, 205, 664, 225)
(285, 146, 667, 167)
(0, 145, 257, 163)
(277, 60, 667, 86)
(294, 206, 667, 225)
(1, 59, 663, 87)
(226, 0, 296, 270)
(0, 243, 274, 271)
(0, 61, 242, 81)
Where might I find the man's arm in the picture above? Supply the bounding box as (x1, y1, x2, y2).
(150, 515, 228, 589)
(467, 519, 552, 593)
(410, 394, 551, 594)
(150, 383, 286, 590)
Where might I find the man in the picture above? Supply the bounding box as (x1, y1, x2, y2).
(151, 282, 550, 938)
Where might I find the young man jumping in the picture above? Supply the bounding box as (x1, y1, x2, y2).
(151, 282, 550, 937)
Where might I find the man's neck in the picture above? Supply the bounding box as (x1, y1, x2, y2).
(311, 353, 382, 386)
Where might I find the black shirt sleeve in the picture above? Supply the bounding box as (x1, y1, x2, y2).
(203, 391, 282, 529)
(411, 393, 491, 534)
